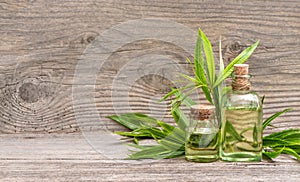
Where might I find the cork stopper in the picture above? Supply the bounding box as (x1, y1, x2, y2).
(190, 104, 215, 120)
(234, 64, 249, 75)
(232, 64, 251, 91)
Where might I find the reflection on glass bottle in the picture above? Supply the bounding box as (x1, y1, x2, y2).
(221, 64, 263, 162)
(185, 104, 219, 162)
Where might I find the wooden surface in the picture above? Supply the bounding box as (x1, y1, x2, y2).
(1, 133, 300, 181)
(1, 0, 300, 181)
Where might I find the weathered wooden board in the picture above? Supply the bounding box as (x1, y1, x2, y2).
(1, 1, 300, 181)
(0, 133, 299, 181)
(0, 0, 299, 134)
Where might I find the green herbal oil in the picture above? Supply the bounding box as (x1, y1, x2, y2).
(221, 108, 262, 161)
(185, 105, 219, 162)
(220, 64, 263, 162)
(185, 126, 219, 162)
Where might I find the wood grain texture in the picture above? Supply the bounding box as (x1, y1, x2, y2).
(2, 1, 300, 181)
(0, 133, 300, 181)
(0, 0, 299, 136)
(1, 1, 300, 181)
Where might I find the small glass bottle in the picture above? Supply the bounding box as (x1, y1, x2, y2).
(220, 64, 263, 162)
(185, 104, 219, 162)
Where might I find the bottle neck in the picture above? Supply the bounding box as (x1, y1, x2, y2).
(231, 74, 251, 91)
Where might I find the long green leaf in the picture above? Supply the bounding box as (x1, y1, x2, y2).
(157, 121, 175, 134)
(200, 29, 215, 85)
(225, 120, 243, 141)
(219, 36, 224, 77)
(262, 108, 292, 130)
(160, 84, 196, 104)
(281, 147, 300, 160)
(127, 145, 169, 159)
(169, 89, 195, 131)
(263, 137, 298, 147)
(272, 145, 300, 155)
(140, 128, 169, 140)
(194, 30, 213, 103)
(160, 88, 180, 102)
(127, 145, 184, 159)
(286, 145, 300, 154)
(172, 88, 196, 108)
(264, 128, 299, 139)
(115, 131, 152, 138)
(116, 127, 168, 140)
(263, 147, 285, 159)
(213, 40, 260, 88)
(168, 127, 185, 143)
(161, 150, 185, 159)
(107, 113, 158, 130)
(127, 143, 153, 150)
(179, 73, 202, 85)
(283, 133, 300, 141)
(157, 128, 185, 151)
(171, 106, 189, 131)
(159, 138, 184, 151)
(194, 30, 205, 81)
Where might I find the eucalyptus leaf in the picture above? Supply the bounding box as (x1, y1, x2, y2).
(127, 145, 169, 159)
(263, 137, 298, 147)
(127, 145, 184, 159)
(171, 107, 187, 131)
(263, 147, 285, 159)
(172, 88, 196, 108)
(262, 108, 292, 130)
(159, 138, 184, 151)
(281, 148, 300, 160)
(282, 133, 300, 141)
(253, 124, 258, 146)
(160, 88, 180, 102)
(200, 29, 215, 85)
(218, 36, 224, 77)
(107, 113, 159, 130)
(115, 131, 152, 138)
(286, 145, 300, 154)
(194, 30, 213, 103)
(157, 121, 175, 134)
(225, 120, 243, 141)
(213, 40, 260, 88)
(170, 89, 195, 131)
(115, 127, 168, 141)
(194, 30, 205, 81)
(264, 128, 299, 139)
(179, 73, 202, 85)
(133, 137, 139, 144)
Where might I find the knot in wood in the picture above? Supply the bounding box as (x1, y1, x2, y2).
(86, 36, 95, 43)
(230, 41, 242, 53)
(18, 83, 40, 103)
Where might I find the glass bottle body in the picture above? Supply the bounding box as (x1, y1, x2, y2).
(185, 106, 220, 162)
(221, 90, 262, 162)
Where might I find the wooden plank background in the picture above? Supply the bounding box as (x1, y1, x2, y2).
(0, 0, 300, 181)
(0, 0, 299, 134)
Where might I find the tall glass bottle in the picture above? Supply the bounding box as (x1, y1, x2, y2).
(185, 104, 219, 162)
(220, 64, 263, 162)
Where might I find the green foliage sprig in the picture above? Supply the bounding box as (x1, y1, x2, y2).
(107, 29, 300, 161)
